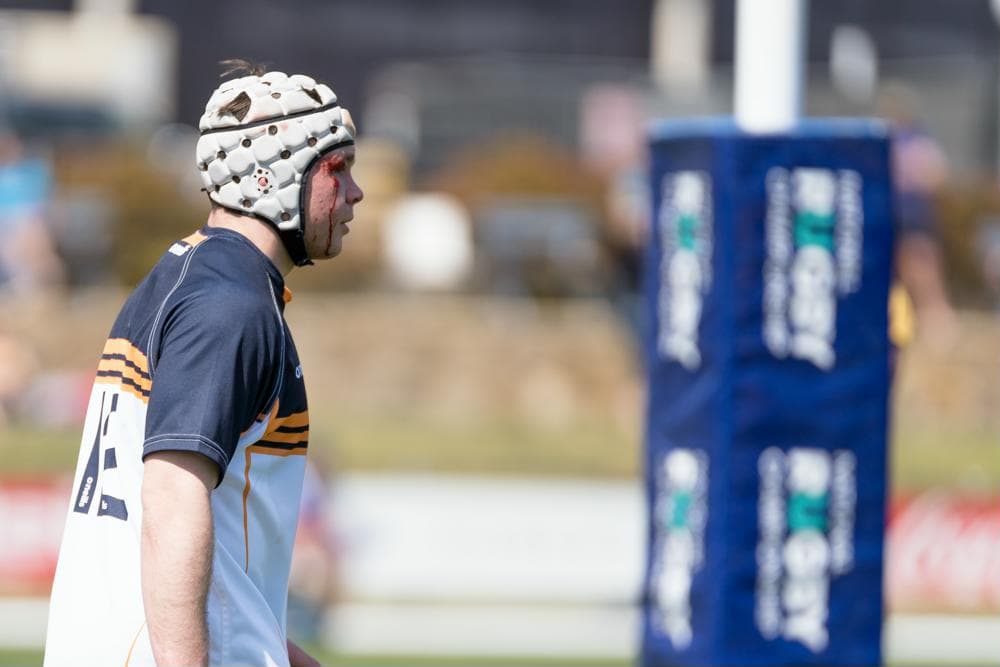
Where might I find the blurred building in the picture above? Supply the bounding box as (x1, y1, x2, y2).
(691, 0, 1000, 174)
(0, 0, 176, 138)
(0, 0, 997, 166)
(1, 0, 999, 298)
(133, 0, 654, 132)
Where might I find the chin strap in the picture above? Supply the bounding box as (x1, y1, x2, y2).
(279, 225, 313, 267)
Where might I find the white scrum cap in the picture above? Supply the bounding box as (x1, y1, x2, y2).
(195, 70, 356, 265)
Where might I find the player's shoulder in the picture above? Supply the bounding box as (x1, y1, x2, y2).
(182, 227, 271, 273)
(165, 229, 284, 324)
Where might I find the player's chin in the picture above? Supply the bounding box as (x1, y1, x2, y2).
(319, 240, 344, 260)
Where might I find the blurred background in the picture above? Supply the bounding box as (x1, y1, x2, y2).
(0, 0, 997, 665)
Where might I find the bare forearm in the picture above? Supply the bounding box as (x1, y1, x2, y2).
(142, 453, 217, 666)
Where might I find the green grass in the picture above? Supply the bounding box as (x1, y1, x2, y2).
(0, 428, 80, 475)
(0, 651, 39, 667)
(315, 410, 640, 478)
(4, 414, 1000, 494)
(312, 653, 629, 666)
(0, 649, 627, 666)
(0, 407, 643, 481)
(890, 421, 1000, 494)
(0, 648, 994, 667)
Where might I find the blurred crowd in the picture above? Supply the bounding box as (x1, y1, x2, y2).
(0, 76, 985, 427)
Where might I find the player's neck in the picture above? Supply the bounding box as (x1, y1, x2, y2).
(205, 208, 295, 276)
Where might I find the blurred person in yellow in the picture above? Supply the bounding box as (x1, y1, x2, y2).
(43, 60, 363, 667)
(879, 83, 959, 356)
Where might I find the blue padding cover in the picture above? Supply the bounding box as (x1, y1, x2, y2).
(641, 119, 893, 667)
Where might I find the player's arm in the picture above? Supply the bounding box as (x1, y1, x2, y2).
(141, 450, 218, 667)
(288, 639, 322, 667)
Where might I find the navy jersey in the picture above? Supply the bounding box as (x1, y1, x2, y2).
(46, 226, 309, 667)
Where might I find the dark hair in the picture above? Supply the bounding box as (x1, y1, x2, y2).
(216, 59, 269, 121)
(218, 58, 268, 79)
(218, 91, 252, 121)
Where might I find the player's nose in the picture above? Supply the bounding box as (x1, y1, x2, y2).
(347, 179, 364, 206)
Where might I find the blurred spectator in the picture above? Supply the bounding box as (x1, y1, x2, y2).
(581, 84, 650, 344)
(603, 164, 650, 345)
(977, 219, 1000, 311)
(0, 331, 37, 427)
(0, 130, 65, 294)
(287, 457, 341, 645)
(878, 83, 959, 352)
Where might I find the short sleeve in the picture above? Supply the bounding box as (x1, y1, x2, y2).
(143, 284, 281, 484)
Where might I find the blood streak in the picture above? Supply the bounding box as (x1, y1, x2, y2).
(324, 176, 340, 256)
(324, 155, 345, 174)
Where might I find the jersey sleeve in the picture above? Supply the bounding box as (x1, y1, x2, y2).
(143, 283, 282, 484)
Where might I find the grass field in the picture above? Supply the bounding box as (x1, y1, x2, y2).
(0, 649, 995, 667)
(0, 649, 633, 667)
(2, 411, 999, 493)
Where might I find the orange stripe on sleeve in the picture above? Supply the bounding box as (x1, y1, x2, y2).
(241, 399, 281, 438)
(96, 358, 152, 392)
(94, 376, 150, 404)
(266, 410, 309, 433)
(242, 449, 253, 572)
(181, 230, 208, 248)
(94, 338, 151, 403)
(258, 429, 309, 445)
(101, 338, 150, 376)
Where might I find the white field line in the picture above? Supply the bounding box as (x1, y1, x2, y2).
(0, 597, 48, 649)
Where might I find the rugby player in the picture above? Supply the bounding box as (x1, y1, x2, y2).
(43, 61, 363, 667)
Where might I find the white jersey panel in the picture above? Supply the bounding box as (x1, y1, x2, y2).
(209, 453, 305, 666)
(44, 385, 150, 666)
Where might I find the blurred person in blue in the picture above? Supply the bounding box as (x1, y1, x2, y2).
(44, 61, 363, 667)
(0, 129, 63, 428)
(0, 129, 65, 293)
(879, 83, 959, 354)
